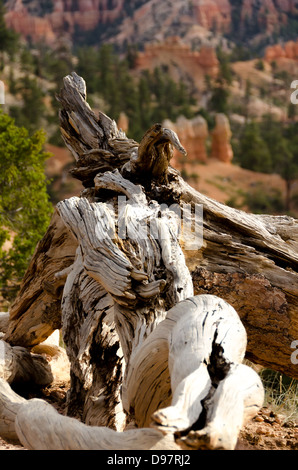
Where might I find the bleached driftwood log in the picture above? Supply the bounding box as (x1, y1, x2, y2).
(56, 167, 194, 426)
(0, 71, 296, 450)
(125, 295, 264, 450)
(0, 377, 176, 449)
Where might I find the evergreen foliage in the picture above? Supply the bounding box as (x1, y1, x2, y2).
(235, 116, 298, 212)
(0, 111, 52, 300)
(9, 75, 46, 133)
(0, 0, 18, 69)
(237, 121, 272, 173)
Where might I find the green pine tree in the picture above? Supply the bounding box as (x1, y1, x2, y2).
(0, 0, 18, 70)
(0, 111, 52, 301)
(208, 78, 230, 114)
(238, 121, 272, 173)
(9, 75, 46, 133)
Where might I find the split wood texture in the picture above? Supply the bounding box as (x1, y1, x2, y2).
(0, 71, 296, 450)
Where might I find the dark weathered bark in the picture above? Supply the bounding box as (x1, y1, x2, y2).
(178, 184, 298, 378)
(61, 255, 123, 428)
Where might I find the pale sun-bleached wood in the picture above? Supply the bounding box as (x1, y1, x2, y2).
(124, 294, 262, 451)
(0, 72, 270, 450)
(0, 295, 262, 450)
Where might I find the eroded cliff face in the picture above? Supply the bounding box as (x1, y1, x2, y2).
(135, 37, 219, 90)
(4, 0, 298, 46)
(192, 0, 232, 33)
(4, 0, 125, 44)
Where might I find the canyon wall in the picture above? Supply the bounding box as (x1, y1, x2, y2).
(192, 0, 232, 33)
(4, 0, 125, 44)
(4, 0, 298, 46)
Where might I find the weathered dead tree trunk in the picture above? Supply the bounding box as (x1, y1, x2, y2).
(55, 72, 298, 379)
(0, 71, 297, 450)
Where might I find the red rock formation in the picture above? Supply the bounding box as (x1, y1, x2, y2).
(192, 0, 232, 33)
(163, 113, 233, 167)
(211, 114, 233, 164)
(240, 0, 298, 34)
(265, 40, 298, 62)
(268, 0, 298, 15)
(117, 112, 129, 134)
(4, 0, 298, 47)
(4, 1, 56, 44)
(284, 40, 298, 59)
(180, 115, 208, 165)
(4, 0, 125, 44)
(135, 37, 219, 88)
(163, 116, 208, 167)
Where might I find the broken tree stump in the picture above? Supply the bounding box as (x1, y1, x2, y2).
(0, 71, 297, 450)
(6, 73, 298, 379)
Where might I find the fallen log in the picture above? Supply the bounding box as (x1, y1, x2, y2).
(6, 73, 298, 378)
